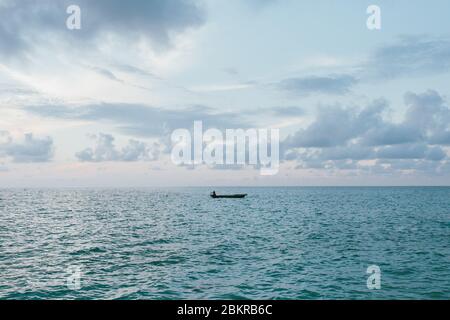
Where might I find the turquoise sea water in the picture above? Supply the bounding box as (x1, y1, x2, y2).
(0, 187, 449, 300)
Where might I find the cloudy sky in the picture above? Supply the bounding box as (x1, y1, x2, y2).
(1, 0, 450, 187)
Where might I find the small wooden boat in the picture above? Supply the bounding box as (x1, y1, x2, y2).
(210, 193, 247, 199)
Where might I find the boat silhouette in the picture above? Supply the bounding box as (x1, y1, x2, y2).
(210, 192, 247, 199)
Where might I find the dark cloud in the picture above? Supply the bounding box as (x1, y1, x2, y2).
(425, 146, 447, 161)
(25, 103, 251, 137)
(376, 144, 428, 160)
(277, 74, 357, 96)
(76, 133, 159, 162)
(319, 145, 375, 161)
(0, 0, 205, 57)
(0, 131, 54, 163)
(429, 131, 450, 145)
(360, 90, 450, 146)
(294, 153, 449, 176)
(365, 36, 450, 79)
(361, 124, 422, 146)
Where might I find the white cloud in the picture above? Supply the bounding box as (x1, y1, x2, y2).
(0, 131, 54, 163)
(76, 133, 160, 162)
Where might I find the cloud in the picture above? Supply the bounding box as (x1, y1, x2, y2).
(277, 74, 357, 96)
(371, 158, 450, 176)
(85, 66, 124, 83)
(430, 131, 450, 145)
(0, 131, 54, 163)
(290, 142, 446, 163)
(0, 20, 27, 57)
(243, 105, 304, 118)
(365, 36, 450, 79)
(285, 90, 450, 150)
(359, 90, 450, 146)
(404, 90, 450, 145)
(284, 99, 386, 148)
(376, 143, 428, 160)
(425, 146, 447, 161)
(76, 133, 159, 162)
(294, 151, 449, 176)
(244, 0, 278, 10)
(0, 0, 205, 58)
(270, 106, 304, 117)
(319, 145, 375, 161)
(223, 67, 239, 76)
(25, 103, 251, 137)
(283, 90, 450, 174)
(361, 124, 422, 146)
(114, 64, 159, 78)
(274, 36, 450, 96)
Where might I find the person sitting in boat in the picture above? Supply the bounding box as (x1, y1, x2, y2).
(211, 191, 216, 197)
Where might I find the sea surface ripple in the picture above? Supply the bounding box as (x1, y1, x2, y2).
(0, 187, 449, 299)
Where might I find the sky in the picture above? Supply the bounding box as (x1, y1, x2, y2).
(1, 0, 450, 187)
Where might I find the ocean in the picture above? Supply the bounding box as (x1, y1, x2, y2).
(0, 187, 449, 299)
